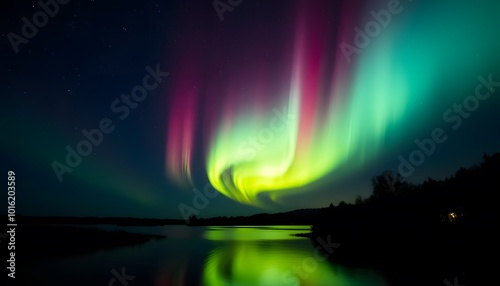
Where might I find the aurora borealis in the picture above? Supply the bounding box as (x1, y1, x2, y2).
(166, 0, 500, 208)
(2, 0, 500, 218)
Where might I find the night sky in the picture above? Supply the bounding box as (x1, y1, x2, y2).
(2, 0, 500, 219)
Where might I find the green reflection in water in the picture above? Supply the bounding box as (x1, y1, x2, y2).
(202, 226, 387, 286)
(203, 225, 310, 241)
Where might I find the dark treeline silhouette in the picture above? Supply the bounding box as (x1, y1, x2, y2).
(309, 152, 499, 286)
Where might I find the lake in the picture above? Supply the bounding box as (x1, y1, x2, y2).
(25, 225, 387, 286)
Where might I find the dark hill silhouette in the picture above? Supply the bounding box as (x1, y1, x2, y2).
(16, 215, 185, 226)
(17, 225, 165, 262)
(186, 207, 323, 226)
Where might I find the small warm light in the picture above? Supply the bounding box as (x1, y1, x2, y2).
(447, 212, 458, 222)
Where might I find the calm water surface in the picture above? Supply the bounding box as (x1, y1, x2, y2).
(28, 225, 387, 286)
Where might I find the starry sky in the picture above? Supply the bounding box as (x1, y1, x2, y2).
(1, 0, 500, 219)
